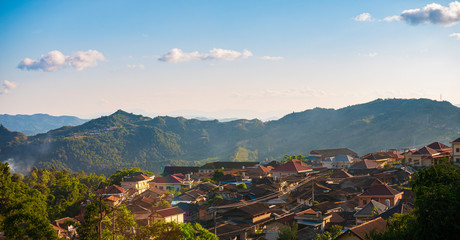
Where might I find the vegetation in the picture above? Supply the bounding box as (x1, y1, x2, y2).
(368, 164, 460, 240)
(315, 225, 343, 240)
(277, 222, 298, 240)
(237, 182, 247, 189)
(1, 99, 459, 175)
(135, 221, 217, 240)
(212, 169, 225, 181)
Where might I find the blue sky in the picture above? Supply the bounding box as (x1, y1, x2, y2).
(1, 0, 459, 119)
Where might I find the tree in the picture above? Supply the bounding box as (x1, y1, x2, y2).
(135, 221, 182, 240)
(155, 200, 171, 208)
(237, 183, 247, 189)
(277, 222, 298, 240)
(368, 164, 460, 240)
(315, 225, 343, 240)
(109, 167, 153, 185)
(212, 169, 225, 181)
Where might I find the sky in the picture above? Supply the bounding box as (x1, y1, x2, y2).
(1, 0, 460, 120)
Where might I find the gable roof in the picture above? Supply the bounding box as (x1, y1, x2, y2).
(413, 146, 439, 156)
(226, 202, 270, 217)
(362, 152, 394, 160)
(451, 137, 460, 143)
(150, 175, 183, 184)
(98, 184, 126, 195)
(296, 208, 317, 216)
(123, 173, 152, 182)
(310, 148, 358, 158)
(349, 159, 380, 169)
(163, 166, 199, 175)
(273, 159, 311, 172)
(426, 141, 451, 151)
(354, 200, 388, 218)
(377, 201, 414, 220)
(330, 170, 353, 179)
(152, 207, 185, 218)
(338, 217, 387, 240)
(200, 161, 259, 170)
(360, 183, 401, 196)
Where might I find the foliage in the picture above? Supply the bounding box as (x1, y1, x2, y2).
(315, 225, 343, 240)
(135, 221, 182, 240)
(155, 200, 171, 208)
(180, 222, 219, 240)
(237, 183, 247, 189)
(2, 99, 460, 175)
(368, 164, 460, 240)
(202, 177, 215, 184)
(281, 154, 306, 163)
(277, 222, 298, 240)
(207, 196, 223, 204)
(109, 167, 153, 185)
(212, 169, 225, 181)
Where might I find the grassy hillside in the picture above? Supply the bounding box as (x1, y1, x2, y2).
(1, 98, 459, 175)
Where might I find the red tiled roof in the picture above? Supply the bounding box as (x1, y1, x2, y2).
(360, 183, 401, 196)
(330, 170, 353, 179)
(104, 195, 121, 202)
(273, 159, 311, 172)
(413, 146, 439, 156)
(426, 142, 451, 151)
(153, 207, 185, 218)
(124, 174, 152, 182)
(101, 185, 126, 194)
(451, 137, 460, 143)
(340, 217, 387, 240)
(151, 175, 183, 184)
(296, 208, 317, 216)
(349, 159, 379, 169)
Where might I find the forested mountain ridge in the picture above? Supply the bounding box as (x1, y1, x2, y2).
(0, 113, 88, 135)
(1, 98, 459, 175)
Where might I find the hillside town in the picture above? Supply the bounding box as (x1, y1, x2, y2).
(35, 137, 460, 240)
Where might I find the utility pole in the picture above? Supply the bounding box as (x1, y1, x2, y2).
(99, 197, 103, 240)
(213, 209, 217, 236)
(311, 179, 315, 205)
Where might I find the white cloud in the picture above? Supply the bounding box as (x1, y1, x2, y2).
(127, 64, 145, 69)
(449, 32, 460, 39)
(354, 12, 373, 22)
(383, 15, 402, 22)
(368, 52, 378, 57)
(0, 80, 18, 94)
(18, 50, 105, 72)
(260, 56, 284, 61)
(396, 1, 460, 26)
(158, 48, 253, 63)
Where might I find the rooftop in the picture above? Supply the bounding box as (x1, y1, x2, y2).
(338, 217, 387, 240)
(273, 159, 311, 172)
(360, 183, 401, 197)
(152, 206, 185, 218)
(200, 161, 259, 170)
(310, 148, 358, 158)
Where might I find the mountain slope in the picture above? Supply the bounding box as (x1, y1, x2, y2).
(0, 114, 88, 135)
(0, 98, 459, 175)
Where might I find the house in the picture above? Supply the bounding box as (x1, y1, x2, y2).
(163, 166, 200, 175)
(310, 148, 359, 161)
(149, 174, 185, 192)
(271, 159, 312, 178)
(361, 151, 401, 165)
(377, 201, 414, 220)
(451, 137, 460, 166)
(321, 155, 355, 169)
(348, 159, 381, 175)
(149, 206, 185, 223)
(140, 186, 167, 199)
(246, 165, 273, 178)
(353, 200, 388, 224)
(358, 182, 402, 207)
(120, 172, 153, 195)
(329, 169, 353, 179)
(405, 142, 451, 167)
(335, 217, 387, 240)
(51, 217, 79, 239)
(96, 184, 127, 202)
(223, 202, 271, 224)
(199, 161, 260, 173)
(295, 208, 332, 231)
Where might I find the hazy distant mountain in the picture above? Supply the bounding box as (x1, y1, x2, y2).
(1, 98, 459, 175)
(0, 114, 88, 135)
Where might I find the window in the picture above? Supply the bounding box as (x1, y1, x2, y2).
(363, 200, 367, 205)
(457, 158, 460, 163)
(456, 148, 459, 153)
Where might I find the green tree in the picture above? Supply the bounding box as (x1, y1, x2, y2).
(315, 225, 343, 240)
(180, 222, 219, 240)
(109, 167, 153, 185)
(212, 169, 225, 181)
(277, 222, 298, 240)
(135, 221, 182, 240)
(237, 183, 247, 189)
(155, 200, 171, 208)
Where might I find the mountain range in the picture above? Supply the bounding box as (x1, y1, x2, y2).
(0, 114, 88, 135)
(1, 98, 459, 175)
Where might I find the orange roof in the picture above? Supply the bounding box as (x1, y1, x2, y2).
(296, 208, 317, 216)
(342, 217, 387, 240)
(273, 159, 311, 172)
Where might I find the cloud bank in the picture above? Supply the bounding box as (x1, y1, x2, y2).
(158, 48, 253, 63)
(18, 50, 105, 72)
(354, 13, 373, 22)
(260, 56, 284, 61)
(0, 80, 18, 94)
(450, 33, 460, 39)
(393, 1, 460, 26)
